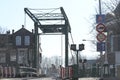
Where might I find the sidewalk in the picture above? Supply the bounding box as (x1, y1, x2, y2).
(79, 77, 99, 80)
(102, 77, 119, 80)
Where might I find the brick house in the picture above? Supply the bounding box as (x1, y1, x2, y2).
(0, 26, 42, 77)
(105, 2, 120, 79)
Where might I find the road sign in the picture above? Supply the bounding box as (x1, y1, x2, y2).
(96, 14, 105, 23)
(96, 33, 106, 42)
(97, 42, 105, 51)
(96, 23, 106, 33)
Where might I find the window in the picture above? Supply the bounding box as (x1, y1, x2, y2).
(111, 35, 120, 52)
(18, 49, 28, 66)
(10, 50, 16, 61)
(0, 53, 6, 63)
(16, 36, 21, 46)
(24, 36, 30, 46)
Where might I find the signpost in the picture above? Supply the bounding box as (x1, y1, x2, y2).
(96, 23, 106, 33)
(97, 42, 105, 51)
(96, 33, 106, 42)
(96, 14, 105, 23)
(96, 0, 109, 79)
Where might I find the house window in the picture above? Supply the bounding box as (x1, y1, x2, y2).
(18, 49, 28, 66)
(10, 50, 16, 61)
(0, 53, 6, 63)
(16, 36, 21, 46)
(111, 35, 120, 52)
(24, 36, 30, 46)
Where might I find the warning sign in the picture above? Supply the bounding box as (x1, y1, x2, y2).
(96, 33, 106, 42)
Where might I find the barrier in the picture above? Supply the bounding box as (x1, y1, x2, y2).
(69, 66, 73, 78)
(8, 66, 11, 77)
(4, 67, 7, 77)
(60, 67, 65, 79)
(0, 66, 3, 77)
(60, 66, 74, 79)
(12, 67, 16, 77)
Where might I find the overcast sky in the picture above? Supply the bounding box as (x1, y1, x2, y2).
(0, 0, 102, 60)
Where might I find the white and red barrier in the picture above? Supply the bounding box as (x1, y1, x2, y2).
(0, 66, 3, 77)
(60, 66, 73, 79)
(60, 67, 65, 79)
(8, 66, 12, 77)
(69, 66, 73, 78)
(12, 67, 16, 77)
(4, 67, 7, 77)
(0, 66, 16, 78)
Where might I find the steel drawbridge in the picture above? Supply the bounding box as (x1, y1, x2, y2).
(24, 7, 71, 70)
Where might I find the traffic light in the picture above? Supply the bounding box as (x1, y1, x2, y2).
(70, 44, 76, 51)
(83, 59, 87, 63)
(79, 59, 82, 63)
(79, 44, 84, 51)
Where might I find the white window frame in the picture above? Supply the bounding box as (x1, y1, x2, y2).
(16, 36, 21, 46)
(18, 48, 28, 65)
(10, 50, 16, 61)
(0, 53, 6, 63)
(24, 36, 30, 46)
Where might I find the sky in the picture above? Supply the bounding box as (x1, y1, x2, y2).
(0, 0, 101, 60)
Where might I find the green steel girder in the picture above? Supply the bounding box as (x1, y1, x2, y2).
(24, 7, 71, 68)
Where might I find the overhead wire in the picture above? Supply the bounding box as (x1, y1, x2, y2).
(68, 31, 75, 64)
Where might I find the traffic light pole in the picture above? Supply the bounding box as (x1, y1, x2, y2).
(76, 50, 79, 80)
(98, 0, 104, 79)
(70, 44, 84, 80)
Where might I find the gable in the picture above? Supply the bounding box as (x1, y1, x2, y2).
(14, 27, 33, 36)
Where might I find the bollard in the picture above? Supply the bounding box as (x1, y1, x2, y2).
(13, 67, 16, 77)
(8, 66, 11, 77)
(0, 66, 3, 78)
(5, 67, 7, 77)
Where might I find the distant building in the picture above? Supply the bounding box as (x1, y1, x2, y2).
(105, 2, 120, 79)
(0, 25, 42, 77)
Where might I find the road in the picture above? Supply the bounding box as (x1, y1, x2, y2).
(0, 77, 54, 80)
(79, 77, 99, 80)
(0, 77, 99, 80)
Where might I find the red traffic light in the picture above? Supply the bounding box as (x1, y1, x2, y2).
(79, 44, 84, 51)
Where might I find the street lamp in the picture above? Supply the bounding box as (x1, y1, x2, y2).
(79, 59, 87, 77)
(83, 39, 110, 79)
(70, 44, 84, 80)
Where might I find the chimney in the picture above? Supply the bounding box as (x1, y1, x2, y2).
(32, 29, 34, 33)
(6, 30, 10, 34)
(12, 29, 14, 34)
(22, 25, 24, 28)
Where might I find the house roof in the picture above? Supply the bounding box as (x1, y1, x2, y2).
(114, 2, 120, 17)
(14, 26, 33, 35)
(105, 3, 120, 34)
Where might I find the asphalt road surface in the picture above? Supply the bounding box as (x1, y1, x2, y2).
(0, 77, 99, 80)
(0, 77, 54, 80)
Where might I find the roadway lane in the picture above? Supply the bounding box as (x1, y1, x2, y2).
(0, 77, 55, 80)
(79, 77, 99, 80)
(0, 77, 99, 80)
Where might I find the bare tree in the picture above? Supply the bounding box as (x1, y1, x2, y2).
(89, 0, 120, 39)
(0, 26, 7, 34)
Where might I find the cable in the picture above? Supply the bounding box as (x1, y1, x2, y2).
(29, 8, 59, 10)
(68, 31, 76, 64)
(70, 32, 74, 44)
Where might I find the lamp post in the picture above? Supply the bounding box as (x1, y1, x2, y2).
(79, 59, 87, 77)
(70, 44, 84, 80)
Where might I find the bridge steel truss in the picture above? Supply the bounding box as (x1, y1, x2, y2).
(24, 7, 71, 72)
